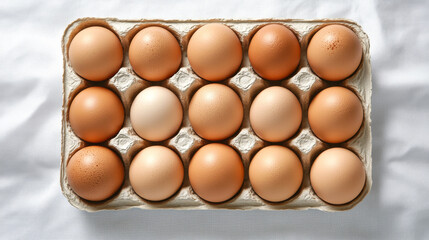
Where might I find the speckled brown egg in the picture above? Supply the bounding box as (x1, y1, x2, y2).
(66, 146, 124, 201)
(129, 146, 184, 201)
(249, 145, 303, 202)
(307, 24, 362, 81)
(129, 26, 182, 81)
(187, 23, 243, 81)
(69, 87, 124, 143)
(310, 148, 366, 205)
(189, 143, 244, 203)
(308, 86, 363, 143)
(68, 26, 123, 81)
(249, 24, 301, 81)
(250, 86, 302, 142)
(189, 84, 243, 141)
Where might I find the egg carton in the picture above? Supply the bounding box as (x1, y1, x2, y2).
(61, 18, 372, 212)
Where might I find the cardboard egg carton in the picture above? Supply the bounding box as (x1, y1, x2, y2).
(61, 18, 372, 212)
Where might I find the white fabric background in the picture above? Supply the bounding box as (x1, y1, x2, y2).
(1, 0, 428, 239)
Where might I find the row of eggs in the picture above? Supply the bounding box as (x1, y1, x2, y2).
(67, 144, 365, 205)
(68, 23, 363, 83)
(69, 84, 363, 144)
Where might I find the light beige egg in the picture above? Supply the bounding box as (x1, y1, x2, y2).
(129, 146, 184, 201)
(250, 86, 302, 142)
(130, 86, 183, 142)
(310, 147, 366, 205)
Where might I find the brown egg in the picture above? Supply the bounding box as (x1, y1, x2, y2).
(66, 146, 124, 201)
(310, 148, 366, 205)
(69, 87, 124, 143)
(189, 143, 244, 203)
(308, 87, 363, 143)
(307, 24, 362, 81)
(129, 26, 182, 81)
(250, 86, 302, 142)
(189, 84, 243, 141)
(249, 146, 303, 202)
(130, 86, 183, 142)
(68, 26, 123, 81)
(187, 23, 242, 81)
(249, 24, 301, 81)
(129, 146, 184, 201)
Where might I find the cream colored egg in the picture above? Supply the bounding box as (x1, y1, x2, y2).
(130, 86, 183, 142)
(250, 86, 302, 142)
(310, 147, 366, 205)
